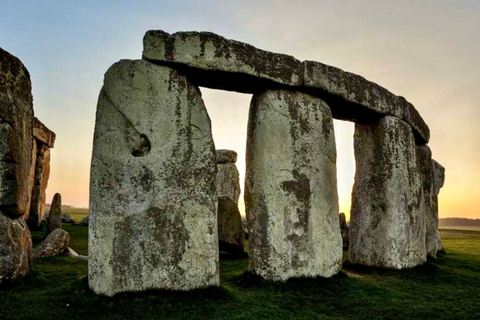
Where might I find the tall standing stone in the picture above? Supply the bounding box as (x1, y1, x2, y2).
(216, 149, 241, 204)
(0, 47, 34, 283)
(350, 116, 426, 269)
(47, 193, 62, 235)
(217, 195, 245, 253)
(28, 143, 51, 229)
(89, 60, 218, 296)
(433, 160, 445, 251)
(245, 90, 342, 281)
(339, 212, 349, 251)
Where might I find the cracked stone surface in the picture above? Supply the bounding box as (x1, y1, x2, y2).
(349, 116, 426, 269)
(142, 30, 303, 93)
(33, 228, 69, 259)
(0, 47, 34, 219)
(245, 90, 342, 281)
(0, 213, 32, 284)
(89, 59, 218, 296)
(28, 142, 51, 229)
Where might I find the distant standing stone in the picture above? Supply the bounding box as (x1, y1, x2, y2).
(246, 90, 342, 281)
(47, 193, 62, 235)
(349, 116, 426, 269)
(89, 60, 219, 297)
(33, 229, 70, 259)
(433, 160, 445, 251)
(216, 149, 238, 164)
(81, 215, 89, 226)
(339, 213, 349, 250)
(216, 163, 241, 204)
(0, 214, 32, 284)
(217, 196, 245, 254)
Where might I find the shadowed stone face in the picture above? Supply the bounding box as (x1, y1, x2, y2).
(47, 193, 62, 235)
(28, 143, 51, 229)
(89, 60, 218, 297)
(349, 116, 426, 269)
(245, 90, 342, 281)
(217, 196, 245, 252)
(0, 48, 34, 219)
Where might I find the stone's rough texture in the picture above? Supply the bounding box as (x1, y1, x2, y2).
(416, 145, 442, 257)
(0, 214, 32, 284)
(339, 213, 349, 250)
(349, 116, 426, 269)
(216, 163, 241, 204)
(89, 60, 219, 297)
(33, 229, 69, 259)
(432, 160, 445, 251)
(24, 138, 38, 222)
(28, 143, 51, 229)
(47, 193, 62, 235)
(215, 149, 237, 164)
(33, 117, 56, 148)
(0, 48, 34, 219)
(217, 196, 245, 252)
(245, 90, 342, 281)
(143, 30, 303, 93)
(303, 61, 430, 144)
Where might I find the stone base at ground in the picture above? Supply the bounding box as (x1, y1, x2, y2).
(89, 60, 219, 296)
(246, 90, 342, 281)
(217, 196, 245, 255)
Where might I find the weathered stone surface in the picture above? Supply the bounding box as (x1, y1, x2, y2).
(33, 228, 69, 259)
(33, 117, 56, 148)
(303, 61, 429, 144)
(339, 212, 349, 251)
(349, 116, 426, 269)
(89, 60, 218, 296)
(216, 149, 237, 164)
(23, 138, 37, 223)
(216, 163, 241, 204)
(0, 48, 34, 219)
(65, 247, 88, 261)
(245, 90, 342, 281)
(433, 159, 445, 251)
(416, 145, 442, 257)
(143, 30, 303, 94)
(47, 193, 62, 235)
(217, 196, 245, 252)
(0, 214, 32, 284)
(28, 143, 51, 229)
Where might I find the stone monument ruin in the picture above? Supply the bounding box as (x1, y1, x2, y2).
(88, 30, 445, 296)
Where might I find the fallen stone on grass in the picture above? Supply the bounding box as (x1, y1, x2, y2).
(65, 247, 87, 261)
(33, 229, 69, 259)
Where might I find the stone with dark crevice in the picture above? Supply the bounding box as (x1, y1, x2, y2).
(303, 60, 429, 144)
(142, 30, 303, 94)
(245, 89, 342, 281)
(28, 142, 51, 229)
(89, 59, 219, 297)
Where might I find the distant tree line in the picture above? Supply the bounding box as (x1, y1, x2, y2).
(440, 218, 480, 226)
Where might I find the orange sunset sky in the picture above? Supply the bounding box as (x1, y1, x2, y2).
(1, 1, 478, 220)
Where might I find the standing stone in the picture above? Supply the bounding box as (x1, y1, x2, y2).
(23, 138, 38, 223)
(417, 145, 442, 257)
(339, 212, 349, 251)
(217, 196, 245, 254)
(47, 193, 62, 235)
(216, 150, 241, 204)
(0, 214, 32, 284)
(349, 116, 426, 269)
(28, 143, 51, 229)
(433, 160, 445, 251)
(89, 60, 218, 296)
(245, 90, 342, 281)
(0, 48, 34, 219)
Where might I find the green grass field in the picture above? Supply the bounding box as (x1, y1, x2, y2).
(1, 227, 479, 320)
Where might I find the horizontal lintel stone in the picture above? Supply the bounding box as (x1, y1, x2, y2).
(33, 117, 56, 148)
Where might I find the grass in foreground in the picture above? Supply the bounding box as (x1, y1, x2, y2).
(1, 227, 479, 319)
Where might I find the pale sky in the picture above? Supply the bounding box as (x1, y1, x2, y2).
(1, 1, 479, 219)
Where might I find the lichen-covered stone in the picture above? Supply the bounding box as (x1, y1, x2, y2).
(33, 117, 56, 148)
(303, 61, 429, 144)
(245, 90, 342, 281)
(339, 212, 349, 250)
(0, 214, 32, 284)
(217, 196, 245, 253)
(33, 228, 69, 259)
(349, 116, 426, 269)
(143, 30, 303, 93)
(89, 60, 218, 296)
(216, 149, 237, 164)
(47, 193, 62, 235)
(432, 159, 445, 251)
(0, 47, 34, 219)
(216, 163, 241, 204)
(23, 138, 37, 223)
(28, 143, 51, 229)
